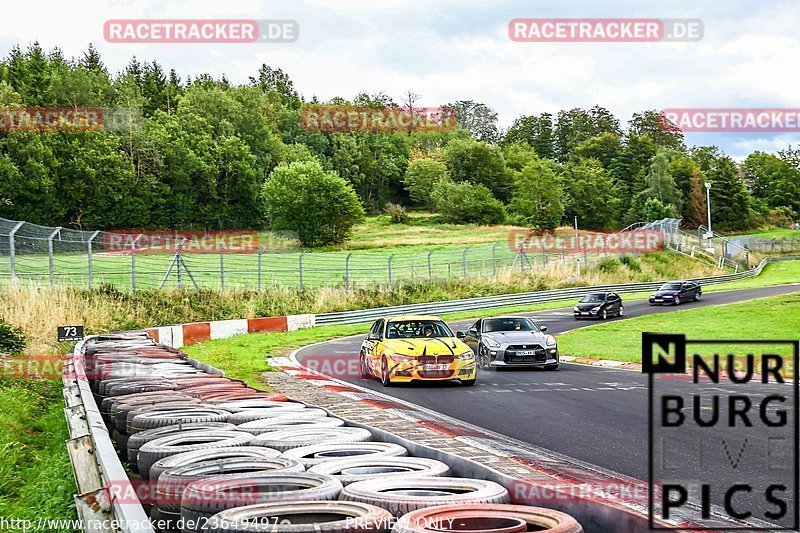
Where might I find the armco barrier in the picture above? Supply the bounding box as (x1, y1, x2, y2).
(314, 256, 797, 325)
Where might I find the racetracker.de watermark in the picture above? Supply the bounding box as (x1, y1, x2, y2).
(104, 19, 298, 43)
(0, 108, 141, 132)
(104, 231, 261, 254)
(300, 106, 457, 132)
(508, 18, 703, 42)
(508, 230, 664, 254)
(661, 109, 800, 132)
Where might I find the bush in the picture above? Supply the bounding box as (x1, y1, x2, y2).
(619, 254, 641, 272)
(431, 180, 506, 225)
(597, 258, 619, 273)
(263, 161, 365, 247)
(0, 320, 26, 354)
(384, 203, 409, 224)
(403, 159, 449, 209)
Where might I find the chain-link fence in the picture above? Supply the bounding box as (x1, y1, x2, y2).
(0, 217, 666, 292)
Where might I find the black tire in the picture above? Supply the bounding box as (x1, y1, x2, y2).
(129, 407, 232, 435)
(213, 400, 301, 413)
(694, 291, 701, 301)
(203, 501, 393, 533)
(380, 357, 393, 387)
(251, 427, 372, 452)
(618, 305, 624, 317)
(393, 504, 584, 533)
(227, 407, 327, 425)
(236, 416, 344, 435)
(137, 430, 254, 479)
(359, 352, 372, 379)
(601, 309, 608, 320)
(461, 378, 476, 386)
(281, 442, 408, 468)
(308, 456, 450, 485)
(544, 364, 559, 371)
(156, 459, 307, 514)
(121, 402, 204, 434)
(127, 422, 237, 471)
(340, 476, 509, 517)
(674, 295, 681, 305)
(180, 472, 343, 525)
(149, 446, 293, 484)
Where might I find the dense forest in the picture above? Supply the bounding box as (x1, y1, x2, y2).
(0, 43, 798, 245)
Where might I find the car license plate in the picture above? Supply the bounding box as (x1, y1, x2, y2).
(517, 350, 536, 356)
(423, 364, 449, 371)
(654, 298, 663, 302)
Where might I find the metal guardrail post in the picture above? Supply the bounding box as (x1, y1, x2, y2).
(48, 226, 62, 286)
(388, 254, 394, 290)
(8, 221, 24, 282)
(427, 250, 434, 283)
(345, 252, 352, 291)
(130, 234, 143, 291)
(299, 250, 306, 290)
(257, 246, 266, 291)
(87, 231, 100, 288)
(219, 244, 229, 290)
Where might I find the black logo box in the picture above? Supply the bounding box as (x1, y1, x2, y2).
(644, 333, 799, 530)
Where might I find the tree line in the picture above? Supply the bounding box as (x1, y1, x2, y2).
(0, 43, 797, 245)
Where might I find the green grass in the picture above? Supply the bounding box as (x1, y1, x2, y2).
(558, 293, 800, 363)
(182, 324, 369, 387)
(706, 260, 800, 291)
(730, 228, 800, 239)
(0, 379, 76, 532)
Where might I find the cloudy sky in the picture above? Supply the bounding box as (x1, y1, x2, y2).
(2, 0, 799, 158)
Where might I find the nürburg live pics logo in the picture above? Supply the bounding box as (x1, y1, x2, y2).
(644, 332, 799, 530)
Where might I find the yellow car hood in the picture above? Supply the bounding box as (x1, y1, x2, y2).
(382, 337, 472, 357)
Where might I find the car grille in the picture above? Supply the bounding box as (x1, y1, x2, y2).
(417, 355, 454, 378)
(503, 344, 546, 364)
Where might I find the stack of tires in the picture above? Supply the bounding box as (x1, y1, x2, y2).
(83, 334, 583, 533)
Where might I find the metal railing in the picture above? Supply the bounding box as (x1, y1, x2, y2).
(315, 256, 798, 325)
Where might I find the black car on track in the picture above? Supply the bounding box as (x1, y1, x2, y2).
(573, 292, 623, 320)
(649, 280, 702, 305)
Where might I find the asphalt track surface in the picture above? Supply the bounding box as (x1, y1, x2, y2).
(296, 284, 800, 523)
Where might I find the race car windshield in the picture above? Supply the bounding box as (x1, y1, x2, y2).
(386, 320, 453, 339)
(579, 294, 606, 303)
(482, 318, 537, 332)
(660, 283, 683, 290)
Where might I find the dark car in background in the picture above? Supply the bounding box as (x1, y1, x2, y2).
(649, 281, 702, 305)
(458, 316, 558, 370)
(573, 292, 623, 320)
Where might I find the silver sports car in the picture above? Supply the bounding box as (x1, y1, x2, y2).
(457, 316, 559, 370)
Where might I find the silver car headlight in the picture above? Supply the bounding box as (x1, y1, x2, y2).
(545, 335, 557, 347)
(484, 337, 501, 348)
(573, 306, 579, 312)
(455, 352, 474, 360)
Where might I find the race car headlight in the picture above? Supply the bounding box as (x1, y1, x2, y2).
(573, 306, 579, 312)
(545, 335, 557, 347)
(484, 337, 501, 348)
(387, 354, 416, 362)
(455, 352, 474, 360)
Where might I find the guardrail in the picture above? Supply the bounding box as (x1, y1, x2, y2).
(63, 336, 156, 533)
(315, 256, 798, 325)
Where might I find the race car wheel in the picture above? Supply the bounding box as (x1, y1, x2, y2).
(675, 295, 681, 305)
(359, 353, 371, 379)
(544, 364, 559, 371)
(601, 309, 607, 320)
(461, 378, 476, 386)
(380, 357, 393, 387)
(618, 306, 624, 317)
(694, 291, 701, 301)
(478, 346, 493, 370)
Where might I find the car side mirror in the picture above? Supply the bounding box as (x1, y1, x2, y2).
(456, 331, 465, 339)
(468, 327, 478, 336)
(540, 326, 548, 332)
(367, 333, 381, 341)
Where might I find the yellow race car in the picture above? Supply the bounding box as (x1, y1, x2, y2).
(359, 315, 477, 386)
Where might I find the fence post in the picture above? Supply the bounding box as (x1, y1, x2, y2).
(345, 252, 352, 291)
(427, 250, 434, 283)
(603, 235, 608, 258)
(8, 221, 24, 283)
(47, 226, 61, 286)
(299, 250, 306, 290)
(462, 247, 469, 278)
(87, 231, 100, 289)
(781, 238, 785, 253)
(257, 246, 266, 291)
(388, 254, 394, 290)
(219, 244, 229, 290)
(130, 233, 143, 291)
(491, 243, 498, 277)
